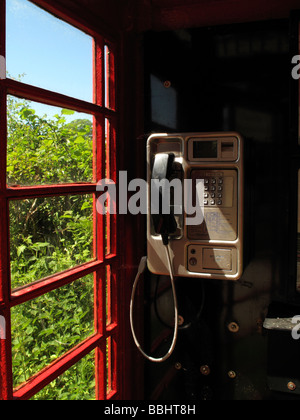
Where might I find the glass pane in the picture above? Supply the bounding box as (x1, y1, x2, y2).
(10, 194, 94, 289)
(11, 274, 95, 388)
(6, 0, 93, 102)
(7, 96, 94, 186)
(30, 351, 96, 400)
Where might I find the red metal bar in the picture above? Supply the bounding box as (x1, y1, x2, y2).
(105, 118, 111, 180)
(0, 307, 13, 400)
(94, 266, 106, 399)
(106, 265, 112, 326)
(110, 266, 118, 326)
(107, 42, 116, 112)
(92, 98, 103, 401)
(106, 332, 118, 398)
(0, 0, 5, 60)
(107, 266, 119, 398)
(105, 45, 110, 109)
(109, 116, 117, 257)
(10, 260, 102, 307)
(0, 88, 7, 194)
(0, 0, 5, 132)
(6, 183, 97, 199)
(0, 136, 8, 305)
(103, 118, 117, 258)
(96, 339, 107, 400)
(94, 114, 106, 268)
(95, 267, 106, 337)
(93, 36, 104, 109)
(94, 345, 102, 400)
(0, 0, 14, 401)
(94, 37, 106, 260)
(106, 323, 118, 333)
(111, 334, 118, 396)
(107, 389, 118, 400)
(13, 333, 102, 400)
(103, 44, 117, 258)
(0, 200, 13, 401)
(105, 332, 119, 399)
(100, 265, 108, 396)
(2, 78, 115, 118)
(105, 118, 112, 255)
(92, 36, 120, 400)
(104, 194, 119, 402)
(31, 0, 117, 43)
(104, 39, 119, 401)
(106, 335, 112, 394)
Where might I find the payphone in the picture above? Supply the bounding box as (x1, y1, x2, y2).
(130, 132, 244, 362)
(147, 132, 244, 281)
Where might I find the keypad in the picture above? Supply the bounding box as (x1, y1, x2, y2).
(204, 176, 224, 206)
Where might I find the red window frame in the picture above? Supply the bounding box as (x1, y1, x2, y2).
(0, 0, 119, 400)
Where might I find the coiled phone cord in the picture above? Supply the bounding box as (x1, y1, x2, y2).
(130, 244, 179, 363)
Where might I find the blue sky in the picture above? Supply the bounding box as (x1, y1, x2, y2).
(6, 0, 93, 119)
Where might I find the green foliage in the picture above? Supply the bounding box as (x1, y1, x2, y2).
(10, 195, 94, 289)
(7, 96, 93, 186)
(8, 97, 96, 400)
(11, 276, 95, 400)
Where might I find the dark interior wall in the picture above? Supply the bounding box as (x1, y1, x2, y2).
(142, 19, 300, 400)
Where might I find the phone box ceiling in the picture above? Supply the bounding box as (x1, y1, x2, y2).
(51, 0, 300, 32)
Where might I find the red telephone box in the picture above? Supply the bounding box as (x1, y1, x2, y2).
(1, 0, 300, 401)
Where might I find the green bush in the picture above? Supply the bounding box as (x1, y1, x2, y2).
(8, 96, 97, 399)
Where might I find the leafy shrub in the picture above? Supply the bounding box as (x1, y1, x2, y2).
(8, 96, 97, 399)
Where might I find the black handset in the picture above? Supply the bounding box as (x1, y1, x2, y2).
(151, 153, 178, 244)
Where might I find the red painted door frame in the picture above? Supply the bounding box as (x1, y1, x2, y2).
(0, 0, 136, 400)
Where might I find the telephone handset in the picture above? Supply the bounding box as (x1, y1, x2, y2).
(151, 153, 178, 243)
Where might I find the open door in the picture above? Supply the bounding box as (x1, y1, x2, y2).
(0, 0, 124, 400)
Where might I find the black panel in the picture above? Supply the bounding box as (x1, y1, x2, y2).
(143, 20, 300, 400)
